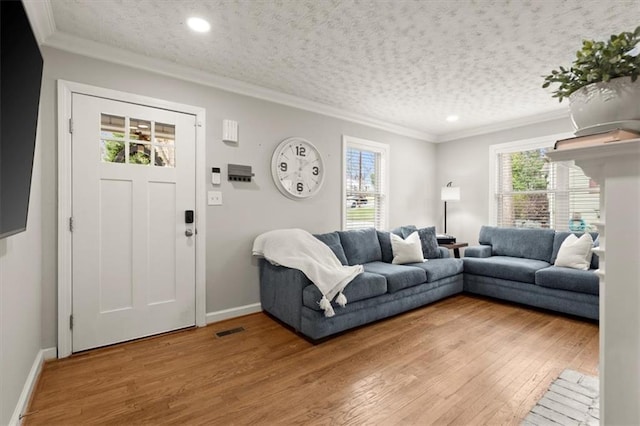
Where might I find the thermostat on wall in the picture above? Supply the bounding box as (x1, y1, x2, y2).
(211, 167, 221, 185)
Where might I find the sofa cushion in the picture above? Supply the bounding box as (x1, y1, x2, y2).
(487, 227, 555, 262)
(302, 271, 387, 311)
(314, 231, 348, 265)
(417, 226, 441, 259)
(377, 231, 393, 263)
(535, 266, 599, 296)
(396, 225, 417, 238)
(391, 232, 424, 264)
(363, 261, 427, 293)
(463, 256, 550, 284)
(407, 258, 464, 282)
(378, 228, 405, 263)
(338, 228, 382, 265)
(464, 245, 492, 258)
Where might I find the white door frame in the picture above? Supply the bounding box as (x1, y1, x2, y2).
(57, 80, 207, 358)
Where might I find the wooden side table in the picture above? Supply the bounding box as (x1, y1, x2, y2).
(439, 242, 468, 258)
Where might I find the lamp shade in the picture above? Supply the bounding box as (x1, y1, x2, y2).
(441, 186, 460, 201)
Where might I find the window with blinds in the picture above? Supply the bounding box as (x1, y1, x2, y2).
(343, 136, 388, 230)
(495, 146, 600, 231)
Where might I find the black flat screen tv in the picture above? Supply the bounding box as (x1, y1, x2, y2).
(0, 0, 44, 239)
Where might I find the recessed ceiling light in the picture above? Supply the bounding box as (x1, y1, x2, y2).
(446, 115, 459, 122)
(187, 17, 211, 33)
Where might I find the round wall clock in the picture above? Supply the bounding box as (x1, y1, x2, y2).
(271, 137, 325, 200)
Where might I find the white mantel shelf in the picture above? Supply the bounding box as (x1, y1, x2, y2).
(547, 137, 640, 425)
(546, 138, 640, 162)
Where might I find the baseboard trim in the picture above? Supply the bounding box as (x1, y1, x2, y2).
(41, 347, 57, 360)
(9, 347, 56, 426)
(206, 303, 262, 324)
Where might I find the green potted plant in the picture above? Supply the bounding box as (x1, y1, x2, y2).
(542, 26, 640, 131)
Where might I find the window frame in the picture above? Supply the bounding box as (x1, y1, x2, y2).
(488, 132, 575, 227)
(341, 135, 390, 230)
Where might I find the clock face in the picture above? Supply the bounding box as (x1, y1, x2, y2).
(271, 137, 325, 200)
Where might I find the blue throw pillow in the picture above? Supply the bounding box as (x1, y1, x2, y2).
(377, 231, 394, 263)
(314, 232, 349, 265)
(418, 226, 440, 259)
(338, 228, 382, 265)
(398, 225, 418, 239)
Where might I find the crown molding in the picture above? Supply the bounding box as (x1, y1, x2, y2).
(42, 31, 437, 142)
(22, 0, 56, 45)
(435, 108, 571, 142)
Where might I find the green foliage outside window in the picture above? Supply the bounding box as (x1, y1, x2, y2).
(511, 150, 550, 227)
(103, 141, 125, 163)
(511, 151, 548, 191)
(130, 151, 151, 165)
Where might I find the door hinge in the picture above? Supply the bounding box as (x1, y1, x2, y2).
(69, 217, 73, 232)
(68, 118, 73, 134)
(69, 314, 73, 330)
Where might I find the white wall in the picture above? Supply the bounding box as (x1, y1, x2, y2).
(434, 118, 574, 248)
(0, 122, 43, 424)
(39, 47, 438, 347)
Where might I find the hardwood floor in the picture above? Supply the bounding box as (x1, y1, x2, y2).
(25, 295, 599, 425)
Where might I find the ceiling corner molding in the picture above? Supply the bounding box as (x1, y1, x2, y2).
(435, 109, 571, 142)
(43, 31, 436, 142)
(22, 0, 56, 45)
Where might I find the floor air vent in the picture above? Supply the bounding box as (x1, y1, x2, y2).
(215, 326, 245, 338)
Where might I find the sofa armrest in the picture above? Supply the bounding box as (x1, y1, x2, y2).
(259, 259, 311, 331)
(438, 247, 450, 258)
(464, 245, 492, 258)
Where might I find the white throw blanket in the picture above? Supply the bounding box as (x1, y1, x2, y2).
(252, 229, 363, 317)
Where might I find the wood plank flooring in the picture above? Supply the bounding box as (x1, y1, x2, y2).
(25, 295, 599, 425)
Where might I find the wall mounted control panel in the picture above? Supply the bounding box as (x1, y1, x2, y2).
(211, 167, 221, 185)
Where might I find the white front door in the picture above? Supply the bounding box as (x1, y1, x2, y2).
(71, 94, 196, 352)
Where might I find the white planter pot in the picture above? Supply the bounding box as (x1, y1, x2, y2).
(569, 76, 640, 130)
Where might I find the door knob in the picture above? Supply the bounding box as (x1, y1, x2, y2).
(185, 229, 194, 237)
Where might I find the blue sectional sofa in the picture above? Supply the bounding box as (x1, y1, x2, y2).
(463, 226, 599, 320)
(259, 226, 464, 340)
(259, 225, 599, 341)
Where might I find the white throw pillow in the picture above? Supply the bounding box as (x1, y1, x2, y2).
(554, 233, 593, 270)
(390, 231, 425, 265)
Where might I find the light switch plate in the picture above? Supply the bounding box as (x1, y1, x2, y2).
(208, 191, 222, 206)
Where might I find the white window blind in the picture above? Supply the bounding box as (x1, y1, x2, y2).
(343, 136, 388, 230)
(495, 146, 600, 231)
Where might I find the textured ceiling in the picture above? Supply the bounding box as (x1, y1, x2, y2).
(47, 0, 640, 140)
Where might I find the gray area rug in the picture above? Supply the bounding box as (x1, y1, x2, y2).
(522, 369, 599, 426)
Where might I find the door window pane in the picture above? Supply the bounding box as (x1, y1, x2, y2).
(129, 143, 151, 165)
(101, 140, 126, 163)
(130, 118, 151, 141)
(154, 123, 175, 168)
(101, 114, 126, 163)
